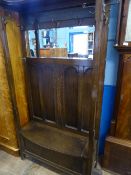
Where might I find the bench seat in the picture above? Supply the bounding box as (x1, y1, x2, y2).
(20, 121, 89, 174)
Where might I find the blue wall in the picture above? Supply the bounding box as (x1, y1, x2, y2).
(99, 1, 120, 154)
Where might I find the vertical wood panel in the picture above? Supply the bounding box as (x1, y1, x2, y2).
(5, 17, 29, 126)
(64, 66, 79, 129)
(82, 67, 93, 131)
(29, 66, 41, 118)
(94, 1, 110, 139)
(39, 65, 56, 122)
(29, 64, 56, 122)
(27, 61, 57, 124)
(116, 55, 131, 140)
(26, 58, 93, 133)
(0, 29, 18, 150)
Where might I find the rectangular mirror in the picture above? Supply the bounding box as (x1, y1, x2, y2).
(26, 25, 95, 59)
(38, 26, 95, 59)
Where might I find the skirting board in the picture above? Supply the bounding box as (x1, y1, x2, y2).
(0, 142, 19, 157)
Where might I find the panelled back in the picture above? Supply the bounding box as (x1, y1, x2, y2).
(64, 66, 79, 129)
(29, 64, 56, 123)
(26, 58, 94, 132)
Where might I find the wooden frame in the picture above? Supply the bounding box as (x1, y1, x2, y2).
(21, 0, 110, 139)
(94, 0, 110, 139)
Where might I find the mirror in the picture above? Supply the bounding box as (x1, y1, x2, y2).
(26, 25, 95, 59)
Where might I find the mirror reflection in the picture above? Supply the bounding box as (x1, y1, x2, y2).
(27, 26, 95, 59)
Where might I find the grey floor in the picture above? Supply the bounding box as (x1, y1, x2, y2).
(0, 150, 112, 175)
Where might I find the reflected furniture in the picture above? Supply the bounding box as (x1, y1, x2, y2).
(40, 48, 68, 57)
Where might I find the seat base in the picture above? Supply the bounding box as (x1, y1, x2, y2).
(20, 121, 89, 174)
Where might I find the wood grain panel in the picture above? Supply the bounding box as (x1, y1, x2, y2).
(39, 65, 56, 122)
(29, 66, 41, 119)
(64, 66, 79, 129)
(29, 64, 56, 122)
(26, 58, 93, 133)
(0, 31, 18, 149)
(6, 18, 29, 126)
(82, 67, 93, 131)
(116, 54, 131, 140)
(103, 136, 131, 175)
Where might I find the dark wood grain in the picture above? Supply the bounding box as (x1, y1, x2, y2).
(64, 66, 79, 128)
(19, 0, 109, 173)
(114, 46, 131, 53)
(20, 57, 95, 174)
(115, 54, 131, 140)
(103, 136, 131, 175)
(93, 0, 110, 139)
(39, 66, 56, 122)
(2, 0, 109, 173)
(26, 58, 93, 132)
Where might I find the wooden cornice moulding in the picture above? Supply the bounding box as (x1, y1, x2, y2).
(114, 45, 131, 54)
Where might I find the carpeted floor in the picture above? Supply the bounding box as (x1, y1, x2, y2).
(0, 150, 112, 175)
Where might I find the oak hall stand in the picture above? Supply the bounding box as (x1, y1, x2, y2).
(0, 0, 110, 174)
